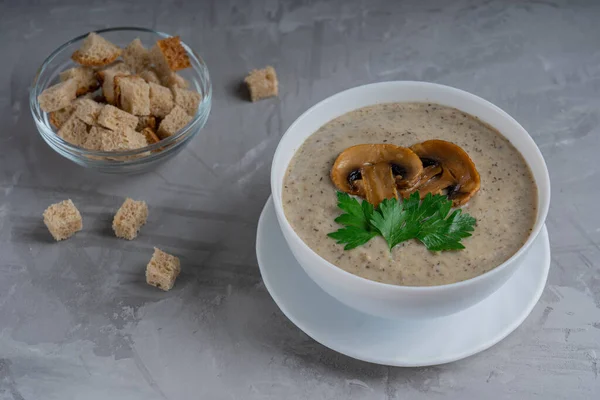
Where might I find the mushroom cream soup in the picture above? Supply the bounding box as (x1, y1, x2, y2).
(282, 102, 538, 286)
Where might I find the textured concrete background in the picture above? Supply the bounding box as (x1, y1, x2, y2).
(1, 0, 599, 399)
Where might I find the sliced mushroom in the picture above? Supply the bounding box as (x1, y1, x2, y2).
(331, 144, 423, 206)
(401, 140, 480, 206)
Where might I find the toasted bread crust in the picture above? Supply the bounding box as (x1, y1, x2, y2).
(49, 106, 75, 129)
(71, 33, 122, 67)
(72, 49, 121, 67)
(141, 127, 160, 145)
(136, 115, 157, 132)
(155, 36, 191, 71)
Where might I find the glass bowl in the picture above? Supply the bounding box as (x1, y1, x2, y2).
(29, 27, 212, 173)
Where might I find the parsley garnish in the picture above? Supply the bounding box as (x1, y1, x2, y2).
(327, 192, 476, 252)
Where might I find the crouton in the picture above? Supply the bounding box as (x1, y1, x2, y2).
(172, 87, 201, 116)
(50, 95, 103, 129)
(72, 32, 122, 67)
(141, 127, 160, 145)
(157, 105, 192, 139)
(112, 198, 148, 240)
(151, 36, 191, 74)
(38, 79, 78, 112)
(97, 62, 131, 104)
(58, 113, 89, 146)
(160, 71, 189, 89)
(139, 69, 161, 85)
(245, 66, 278, 102)
(83, 126, 147, 153)
(115, 75, 150, 115)
(59, 67, 100, 96)
(82, 126, 106, 150)
(129, 129, 149, 149)
(49, 105, 76, 129)
(122, 38, 151, 73)
(97, 104, 139, 132)
(146, 248, 181, 291)
(73, 98, 104, 125)
(99, 127, 146, 152)
(43, 199, 83, 241)
(102, 71, 131, 105)
(148, 82, 174, 118)
(96, 61, 131, 82)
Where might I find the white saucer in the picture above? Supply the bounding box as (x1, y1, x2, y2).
(256, 196, 550, 367)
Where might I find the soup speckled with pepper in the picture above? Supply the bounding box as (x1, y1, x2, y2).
(282, 102, 537, 286)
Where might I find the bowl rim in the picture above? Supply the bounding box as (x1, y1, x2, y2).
(271, 80, 551, 292)
(29, 26, 212, 160)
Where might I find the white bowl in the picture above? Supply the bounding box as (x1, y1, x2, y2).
(271, 81, 550, 320)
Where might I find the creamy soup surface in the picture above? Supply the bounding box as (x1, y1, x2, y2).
(282, 102, 538, 286)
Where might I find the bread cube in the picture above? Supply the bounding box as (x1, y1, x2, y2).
(149, 82, 174, 118)
(59, 67, 99, 96)
(102, 70, 131, 105)
(139, 69, 161, 85)
(82, 126, 102, 150)
(58, 114, 89, 146)
(96, 60, 131, 82)
(97, 104, 138, 132)
(73, 98, 104, 125)
(146, 248, 181, 291)
(38, 79, 78, 112)
(43, 199, 83, 241)
(157, 105, 192, 139)
(72, 32, 122, 67)
(82, 126, 146, 153)
(244, 66, 278, 102)
(151, 36, 191, 74)
(136, 115, 157, 132)
(112, 198, 148, 240)
(49, 104, 76, 129)
(115, 75, 150, 115)
(172, 87, 201, 116)
(101, 127, 147, 152)
(127, 129, 149, 149)
(122, 38, 151, 73)
(163, 71, 189, 89)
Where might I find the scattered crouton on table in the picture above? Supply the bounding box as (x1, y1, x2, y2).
(113, 198, 148, 240)
(43, 199, 83, 241)
(244, 66, 278, 102)
(146, 248, 181, 291)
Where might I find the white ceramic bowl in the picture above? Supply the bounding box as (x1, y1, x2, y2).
(271, 81, 550, 320)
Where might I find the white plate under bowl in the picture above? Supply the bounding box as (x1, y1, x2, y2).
(256, 196, 550, 367)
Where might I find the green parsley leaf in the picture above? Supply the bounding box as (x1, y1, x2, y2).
(403, 192, 449, 224)
(327, 192, 380, 250)
(370, 197, 418, 249)
(416, 208, 476, 251)
(332, 192, 373, 231)
(328, 191, 477, 252)
(328, 226, 378, 250)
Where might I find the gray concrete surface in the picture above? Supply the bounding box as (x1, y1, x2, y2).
(1, 0, 599, 398)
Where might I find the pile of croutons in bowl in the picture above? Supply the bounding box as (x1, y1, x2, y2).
(38, 32, 201, 153)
